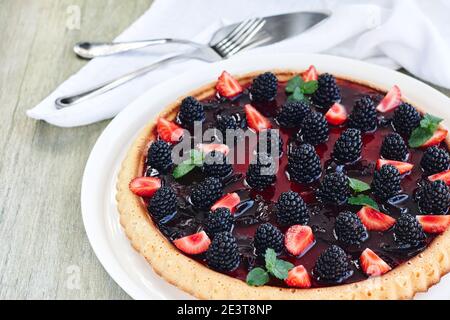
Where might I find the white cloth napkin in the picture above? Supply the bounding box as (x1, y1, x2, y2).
(27, 0, 450, 127)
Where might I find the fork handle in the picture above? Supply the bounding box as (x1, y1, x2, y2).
(74, 39, 201, 59)
(55, 54, 184, 109)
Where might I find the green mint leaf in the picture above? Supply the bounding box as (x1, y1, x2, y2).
(173, 163, 196, 179)
(172, 150, 204, 179)
(264, 248, 294, 280)
(408, 126, 434, 148)
(300, 80, 318, 94)
(421, 113, 443, 130)
(246, 267, 269, 286)
(270, 260, 294, 280)
(408, 113, 443, 148)
(264, 248, 277, 271)
(348, 195, 379, 210)
(285, 75, 303, 93)
(287, 87, 305, 102)
(348, 177, 371, 193)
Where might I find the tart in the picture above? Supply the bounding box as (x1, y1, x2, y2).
(116, 67, 450, 299)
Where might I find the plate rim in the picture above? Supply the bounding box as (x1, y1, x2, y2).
(81, 52, 450, 300)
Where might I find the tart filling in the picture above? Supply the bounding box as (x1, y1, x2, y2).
(124, 68, 450, 292)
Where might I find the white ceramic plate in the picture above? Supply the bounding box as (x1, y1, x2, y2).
(81, 53, 450, 300)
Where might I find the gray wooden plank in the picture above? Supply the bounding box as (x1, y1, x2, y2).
(0, 0, 152, 300)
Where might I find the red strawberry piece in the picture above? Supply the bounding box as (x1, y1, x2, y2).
(129, 177, 161, 197)
(416, 215, 450, 233)
(302, 65, 318, 81)
(211, 192, 241, 213)
(360, 248, 391, 277)
(357, 206, 396, 231)
(376, 85, 402, 113)
(173, 231, 211, 255)
(376, 159, 413, 174)
(325, 102, 347, 125)
(285, 265, 311, 288)
(420, 128, 448, 148)
(244, 104, 272, 132)
(216, 71, 243, 98)
(428, 169, 450, 185)
(197, 143, 230, 156)
(284, 225, 315, 256)
(156, 118, 184, 143)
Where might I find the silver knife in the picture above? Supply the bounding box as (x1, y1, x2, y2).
(74, 12, 329, 59)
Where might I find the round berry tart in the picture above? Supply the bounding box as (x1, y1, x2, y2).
(116, 67, 450, 299)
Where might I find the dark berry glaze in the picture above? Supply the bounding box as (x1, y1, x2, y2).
(143, 77, 448, 288)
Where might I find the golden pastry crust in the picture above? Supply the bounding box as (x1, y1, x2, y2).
(116, 70, 450, 299)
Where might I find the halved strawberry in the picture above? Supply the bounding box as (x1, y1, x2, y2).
(416, 215, 450, 233)
(129, 177, 161, 197)
(173, 231, 211, 255)
(420, 128, 448, 148)
(197, 143, 230, 156)
(428, 169, 450, 185)
(285, 265, 311, 288)
(325, 102, 347, 125)
(284, 225, 315, 256)
(211, 193, 241, 213)
(244, 104, 272, 132)
(302, 65, 319, 82)
(216, 71, 243, 98)
(360, 248, 391, 277)
(156, 118, 184, 143)
(357, 206, 396, 231)
(376, 85, 402, 113)
(376, 159, 413, 174)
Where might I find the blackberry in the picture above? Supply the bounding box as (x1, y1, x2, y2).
(206, 232, 240, 271)
(300, 111, 329, 146)
(147, 140, 173, 173)
(415, 180, 450, 214)
(313, 245, 353, 283)
(190, 177, 223, 210)
(276, 101, 312, 128)
(257, 129, 283, 157)
(287, 143, 321, 184)
(275, 191, 310, 226)
(205, 208, 234, 235)
(392, 103, 421, 137)
(250, 72, 278, 102)
(332, 128, 362, 164)
(380, 133, 409, 161)
(246, 153, 277, 190)
(178, 96, 205, 127)
(216, 114, 238, 133)
(201, 151, 233, 178)
(348, 96, 377, 132)
(254, 223, 284, 255)
(421, 146, 450, 174)
(394, 213, 426, 247)
(148, 186, 177, 221)
(371, 164, 402, 200)
(334, 211, 368, 245)
(316, 172, 350, 205)
(312, 73, 341, 108)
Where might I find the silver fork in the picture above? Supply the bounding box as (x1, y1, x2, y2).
(55, 18, 266, 109)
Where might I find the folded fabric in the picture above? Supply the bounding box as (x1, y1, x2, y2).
(27, 0, 450, 127)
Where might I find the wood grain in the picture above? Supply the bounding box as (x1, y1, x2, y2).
(0, 0, 449, 300)
(0, 0, 152, 300)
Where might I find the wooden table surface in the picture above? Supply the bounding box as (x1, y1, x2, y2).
(1, 0, 449, 300)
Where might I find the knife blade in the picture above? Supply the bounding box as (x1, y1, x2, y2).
(209, 11, 329, 50)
